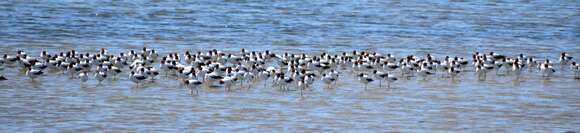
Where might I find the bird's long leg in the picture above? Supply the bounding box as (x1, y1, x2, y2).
(189, 87, 194, 95)
(364, 84, 367, 90)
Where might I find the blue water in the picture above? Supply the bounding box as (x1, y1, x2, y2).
(0, 0, 579, 132)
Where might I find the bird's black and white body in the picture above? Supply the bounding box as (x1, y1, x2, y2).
(109, 65, 122, 79)
(79, 71, 88, 83)
(559, 52, 573, 65)
(372, 70, 387, 87)
(475, 65, 486, 81)
(417, 63, 435, 80)
(448, 67, 461, 80)
(219, 76, 237, 91)
(95, 71, 107, 84)
(384, 73, 397, 88)
(184, 79, 203, 95)
(3, 54, 18, 65)
(281, 76, 294, 91)
(26, 67, 43, 80)
(512, 59, 523, 79)
(321, 73, 337, 88)
(526, 57, 537, 71)
(540, 63, 555, 78)
(129, 71, 148, 87)
(358, 73, 373, 90)
(146, 67, 159, 80)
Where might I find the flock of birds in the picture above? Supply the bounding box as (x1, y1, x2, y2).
(0, 48, 578, 96)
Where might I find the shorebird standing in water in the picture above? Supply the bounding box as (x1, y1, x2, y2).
(26, 67, 43, 80)
(540, 62, 555, 78)
(130, 71, 147, 87)
(358, 73, 373, 90)
(184, 79, 203, 95)
(79, 71, 88, 84)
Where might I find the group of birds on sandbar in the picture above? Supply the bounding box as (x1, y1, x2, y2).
(0, 48, 578, 96)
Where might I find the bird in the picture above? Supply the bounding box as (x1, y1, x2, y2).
(383, 61, 399, 72)
(95, 71, 107, 84)
(559, 52, 573, 65)
(3, 54, 19, 65)
(0, 74, 7, 81)
(372, 70, 387, 87)
(109, 65, 122, 79)
(417, 63, 435, 80)
(129, 71, 148, 87)
(384, 73, 398, 88)
(512, 59, 523, 80)
(206, 71, 224, 83)
(321, 73, 337, 89)
(281, 76, 294, 92)
(540, 63, 555, 78)
(526, 57, 537, 71)
(219, 76, 237, 92)
(358, 73, 373, 90)
(297, 79, 306, 96)
(475, 64, 486, 81)
(304, 74, 315, 88)
(146, 67, 159, 80)
(79, 71, 88, 83)
(184, 79, 203, 95)
(448, 67, 461, 80)
(26, 67, 43, 80)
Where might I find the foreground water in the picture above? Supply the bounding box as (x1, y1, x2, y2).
(1, 0, 579, 132)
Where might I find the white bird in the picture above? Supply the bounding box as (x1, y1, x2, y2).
(280, 76, 294, 92)
(383, 61, 399, 72)
(219, 76, 237, 92)
(475, 65, 486, 81)
(184, 79, 203, 95)
(559, 52, 573, 65)
(540, 63, 555, 78)
(79, 71, 88, 83)
(297, 79, 306, 96)
(3, 54, 18, 65)
(95, 71, 107, 84)
(109, 65, 122, 79)
(205, 71, 224, 85)
(26, 67, 43, 80)
(357, 73, 373, 90)
(417, 63, 435, 80)
(512, 63, 523, 80)
(372, 70, 387, 87)
(384, 73, 398, 88)
(321, 73, 337, 88)
(146, 67, 159, 80)
(448, 67, 461, 80)
(304, 74, 315, 88)
(129, 71, 147, 87)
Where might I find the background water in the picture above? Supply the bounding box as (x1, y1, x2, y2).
(1, 0, 579, 132)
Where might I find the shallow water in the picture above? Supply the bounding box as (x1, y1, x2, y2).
(1, 0, 580, 132)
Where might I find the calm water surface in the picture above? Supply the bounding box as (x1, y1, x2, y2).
(1, 0, 579, 132)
